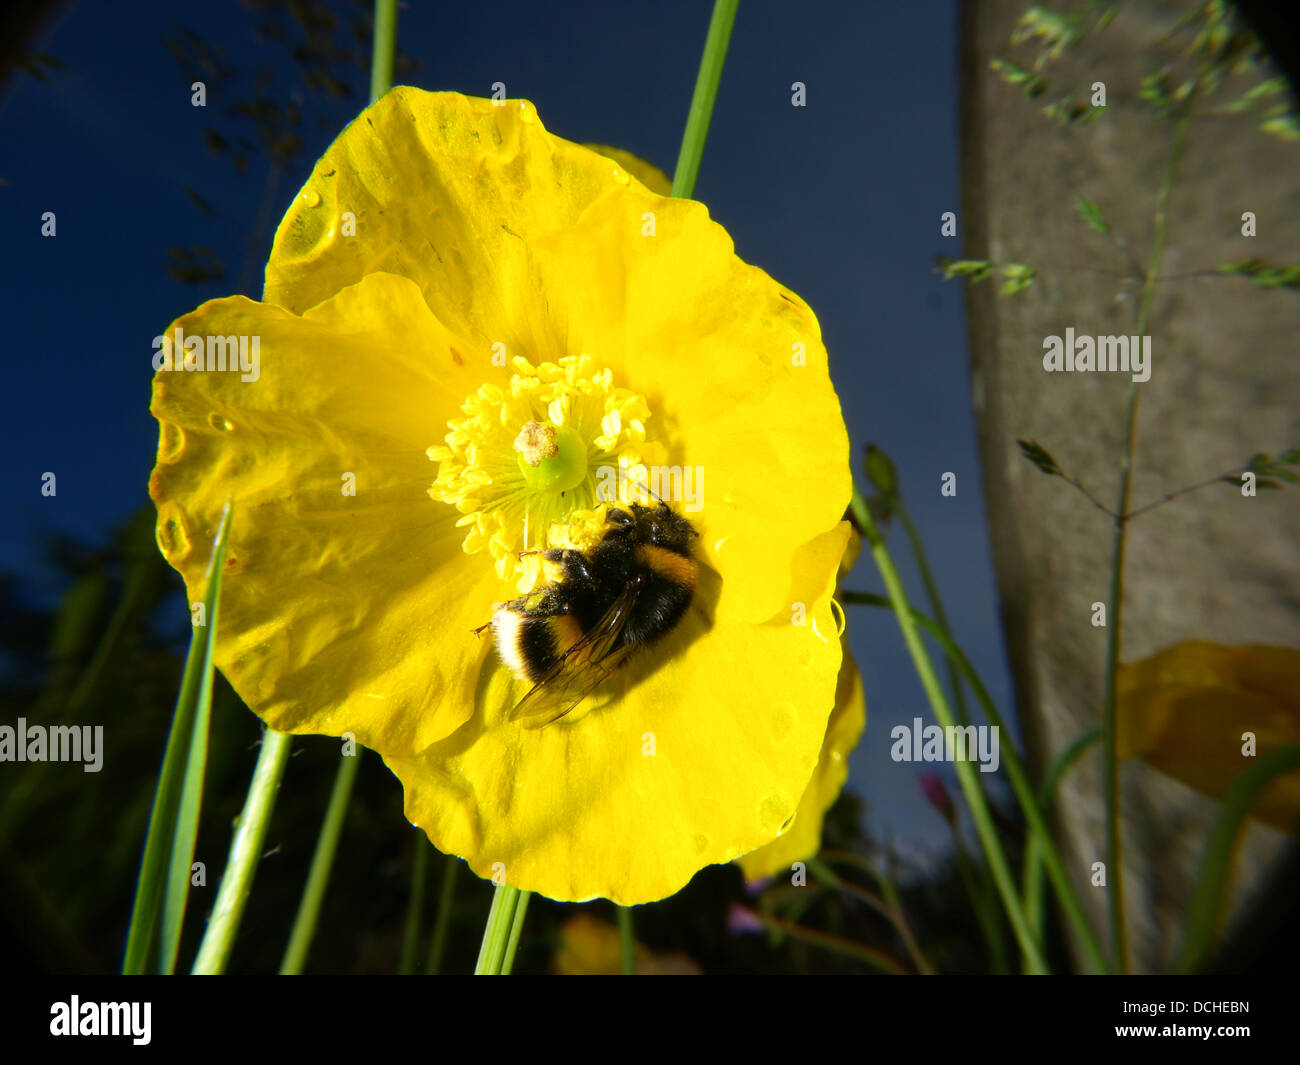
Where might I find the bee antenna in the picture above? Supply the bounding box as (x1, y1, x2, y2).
(632, 479, 669, 509)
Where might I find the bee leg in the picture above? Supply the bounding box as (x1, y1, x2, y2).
(542, 548, 594, 583)
(471, 604, 504, 636)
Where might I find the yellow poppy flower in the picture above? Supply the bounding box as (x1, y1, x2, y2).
(737, 643, 865, 880)
(1117, 640, 1300, 832)
(149, 89, 851, 903)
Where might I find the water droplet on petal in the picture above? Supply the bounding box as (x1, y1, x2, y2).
(303, 189, 322, 208)
(159, 421, 185, 460)
(771, 704, 794, 740)
(759, 791, 793, 832)
(159, 516, 190, 558)
(612, 167, 630, 186)
(518, 100, 536, 123)
(208, 413, 233, 432)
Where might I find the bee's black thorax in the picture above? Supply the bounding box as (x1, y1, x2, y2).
(495, 502, 699, 678)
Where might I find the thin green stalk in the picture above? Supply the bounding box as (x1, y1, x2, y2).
(821, 847, 939, 970)
(848, 489, 1048, 973)
(398, 835, 430, 974)
(1021, 842, 1044, 974)
(369, 0, 397, 104)
(821, 850, 936, 975)
(41, 572, 110, 709)
(1101, 112, 1190, 974)
(832, 853, 935, 977)
(821, 849, 904, 905)
(1175, 744, 1300, 972)
(475, 883, 523, 975)
(896, 501, 1003, 962)
(844, 590, 1109, 971)
(951, 819, 1008, 973)
(1022, 727, 1101, 968)
(896, 503, 971, 729)
(279, 749, 362, 975)
(191, 728, 293, 974)
(670, 0, 739, 199)
(807, 858, 891, 919)
(617, 906, 635, 974)
(426, 853, 459, 975)
(65, 537, 155, 718)
(123, 502, 232, 975)
(747, 908, 909, 974)
(160, 587, 222, 975)
(755, 888, 810, 951)
(502, 891, 531, 975)
(808, 857, 934, 974)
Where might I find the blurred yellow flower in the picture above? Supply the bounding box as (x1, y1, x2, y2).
(552, 913, 700, 974)
(1117, 640, 1300, 832)
(149, 89, 851, 903)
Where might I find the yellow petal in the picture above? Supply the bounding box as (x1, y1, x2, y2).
(838, 522, 862, 582)
(150, 273, 495, 753)
(265, 90, 639, 342)
(737, 647, 866, 880)
(389, 523, 849, 904)
(582, 144, 672, 196)
(1117, 640, 1300, 832)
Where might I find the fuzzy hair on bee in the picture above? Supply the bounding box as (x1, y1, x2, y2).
(479, 500, 700, 728)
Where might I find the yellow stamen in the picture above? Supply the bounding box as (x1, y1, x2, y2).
(428, 355, 650, 590)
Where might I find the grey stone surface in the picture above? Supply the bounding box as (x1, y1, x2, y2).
(959, 0, 1298, 970)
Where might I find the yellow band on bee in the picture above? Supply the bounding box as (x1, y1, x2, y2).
(637, 544, 698, 589)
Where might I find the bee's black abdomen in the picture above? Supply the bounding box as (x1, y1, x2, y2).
(494, 607, 584, 683)
(518, 616, 561, 682)
(491, 501, 701, 698)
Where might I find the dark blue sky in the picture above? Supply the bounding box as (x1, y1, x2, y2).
(0, 0, 1012, 858)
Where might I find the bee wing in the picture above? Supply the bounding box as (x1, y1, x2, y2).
(509, 587, 639, 729)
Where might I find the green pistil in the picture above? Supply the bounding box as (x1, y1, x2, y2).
(514, 422, 588, 493)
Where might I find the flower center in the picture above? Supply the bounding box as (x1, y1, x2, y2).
(428, 354, 650, 590)
(514, 422, 589, 492)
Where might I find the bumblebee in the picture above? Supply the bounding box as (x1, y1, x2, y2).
(481, 500, 700, 728)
